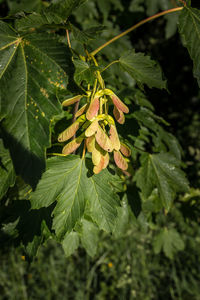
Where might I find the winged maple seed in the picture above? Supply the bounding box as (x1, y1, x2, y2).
(58, 88, 131, 174)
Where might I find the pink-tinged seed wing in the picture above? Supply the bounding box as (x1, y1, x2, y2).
(109, 124, 120, 151)
(92, 147, 101, 166)
(62, 95, 82, 107)
(58, 121, 79, 142)
(86, 96, 99, 120)
(95, 125, 113, 152)
(114, 150, 128, 170)
(111, 94, 129, 113)
(102, 152, 109, 169)
(93, 156, 105, 174)
(75, 103, 88, 118)
(113, 106, 125, 124)
(86, 136, 95, 152)
(120, 143, 131, 157)
(62, 137, 83, 155)
(85, 119, 99, 137)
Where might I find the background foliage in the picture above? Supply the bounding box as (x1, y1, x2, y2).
(0, 0, 200, 299)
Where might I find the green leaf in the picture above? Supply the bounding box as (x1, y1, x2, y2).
(135, 153, 189, 210)
(13, 201, 53, 257)
(79, 218, 99, 257)
(113, 196, 130, 238)
(129, 0, 144, 13)
(119, 50, 167, 89)
(0, 139, 15, 200)
(62, 231, 79, 257)
(31, 156, 89, 239)
(178, 7, 200, 87)
(165, 13, 179, 39)
(88, 167, 120, 232)
(70, 23, 106, 44)
(153, 228, 185, 259)
(0, 21, 72, 186)
(7, 0, 42, 14)
(15, 0, 87, 32)
(74, 59, 97, 85)
(30, 156, 120, 238)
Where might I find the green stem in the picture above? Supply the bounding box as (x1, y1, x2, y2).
(90, 7, 183, 56)
(101, 60, 119, 73)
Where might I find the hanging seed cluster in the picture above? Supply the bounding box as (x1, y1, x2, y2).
(58, 89, 131, 174)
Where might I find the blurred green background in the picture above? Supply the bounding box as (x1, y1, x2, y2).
(0, 0, 200, 299)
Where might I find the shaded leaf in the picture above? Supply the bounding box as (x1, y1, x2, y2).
(0, 139, 15, 200)
(119, 50, 167, 89)
(62, 231, 79, 257)
(7, 0, 42, 14)
(15, 0, 87, 32)
(178, 7, 200, 87)
(70, 23, 106, 44)
(153, 228, 185, 259)
(113, 196, 129, 238)
(80, 218, 99, 257)
(74, 59, 97, 86)
(135, 153, 189, 210)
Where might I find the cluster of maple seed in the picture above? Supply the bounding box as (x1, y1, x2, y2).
(58, 88, 131, 174)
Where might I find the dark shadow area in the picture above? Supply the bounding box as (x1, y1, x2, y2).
(126, 184, 142, 218)
(1, 127, 45, 189)
(0, 197, 54, 258)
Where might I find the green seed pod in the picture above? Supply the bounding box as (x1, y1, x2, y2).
(120, 143, 131, 157)
(86, 136, 95, 152)
(93, 156, 104, 174)
(75, 103, 88, 118)
(86, 96, 99, 120)
(62, 136, 83, 155)
(62, 95, 82, 107)
(95, 124, 113, 152)
(110, 94, 129, 113)
(85, 119, 99, 137)
(58, 121, 79, 142)
(109, 124, 120, 151)
(113, 106, 125, 124)
(92, 146, 102, 166)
